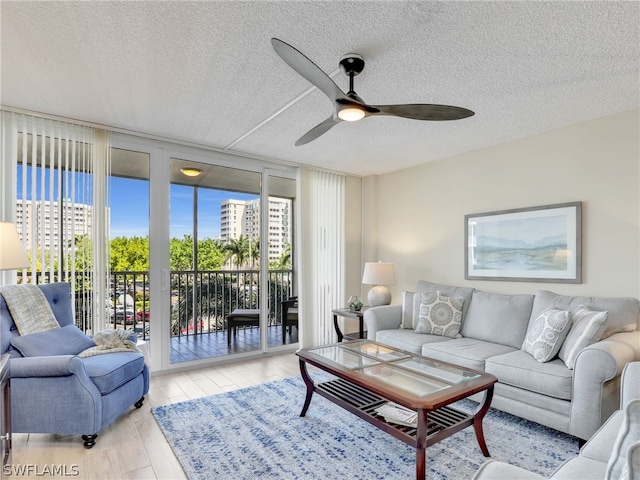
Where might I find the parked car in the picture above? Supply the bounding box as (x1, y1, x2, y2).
(136, 309, 150, 321)
(114, 308, 135, 325)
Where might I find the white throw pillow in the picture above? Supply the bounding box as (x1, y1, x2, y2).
(401, 290, 421, 330)
(522, 307, 571, 362)
(558, 305, 608, 369)
(415, 291, 463, 338)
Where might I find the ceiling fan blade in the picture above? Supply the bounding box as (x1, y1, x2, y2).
(271, 38, 347, 103)
(295, 116, 339, 146)
(371, 103, 475, 121)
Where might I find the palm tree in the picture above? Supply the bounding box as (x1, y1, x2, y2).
(273, 243, 291, 270)
(248, 238, 260, 269)
(223, 235, 250, 269)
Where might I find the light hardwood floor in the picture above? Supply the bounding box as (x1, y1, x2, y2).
(10, 353, 302, 479)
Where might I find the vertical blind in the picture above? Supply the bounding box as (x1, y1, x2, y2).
(303, 168, 345, 346)
(0, 111, 111, 332)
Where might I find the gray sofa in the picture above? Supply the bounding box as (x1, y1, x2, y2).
(364, 281, 640, 441)
(472, 361, 640, 479)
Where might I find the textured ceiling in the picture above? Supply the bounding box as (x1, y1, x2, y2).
(1, 1, 638, 176)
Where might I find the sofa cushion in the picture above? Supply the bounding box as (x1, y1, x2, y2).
(376, 328, 450, 354)
(422, 338, 516, 372)
(82, 352, 145, 395)
(522, 307, 571, 362)
(558, 305, 609, 369)
(416, 281, 475, 322)
(551, 456, 609, 480)
(606, 399, 640, 480)
(10, 324, 96, 357)
(485, 350, 573, 400)
(530, 290, 639, 339)
(415, 292, 463, 338)
(462, 291, 534, 348)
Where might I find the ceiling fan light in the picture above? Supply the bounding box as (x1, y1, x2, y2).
(180, 167, 203, 177)
(338, 106, 365, 122)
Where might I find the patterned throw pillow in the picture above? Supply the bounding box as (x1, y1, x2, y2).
(522, 307, 571, 362)
(558, 305, 608, 369)
(415, 292, 463, 338)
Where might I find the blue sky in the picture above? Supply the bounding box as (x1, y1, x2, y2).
(17, 166, 257, 240)
(110, 178, 257, 239)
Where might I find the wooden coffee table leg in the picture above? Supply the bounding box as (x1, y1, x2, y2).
(299, 359, 315, 417)
(415, 408, 428, 480)
(473, 386, 494, 457)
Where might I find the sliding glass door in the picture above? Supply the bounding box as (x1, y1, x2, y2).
(110, 134, 297, 371)
(108, 147, 150, 344)
(169, 158, 264, 363)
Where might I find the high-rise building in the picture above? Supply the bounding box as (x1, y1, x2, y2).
(16, 199, 107, 254)
(220, 199, 246, 242)
(220, 197, 291, 263)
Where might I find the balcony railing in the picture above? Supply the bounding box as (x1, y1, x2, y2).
(18, 269, 294, 341)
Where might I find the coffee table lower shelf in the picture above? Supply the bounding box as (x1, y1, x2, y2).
(315, 378, 474, 449)
(297, 342, 496, 480)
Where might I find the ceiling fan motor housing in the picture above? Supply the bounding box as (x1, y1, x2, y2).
(339, 54, 365, 76)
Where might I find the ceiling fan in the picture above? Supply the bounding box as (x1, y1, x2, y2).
(271, 38, 475, 146)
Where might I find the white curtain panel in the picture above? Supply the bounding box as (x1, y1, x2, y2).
(297, 167, 345, 347)
(0, 110, 111, 332)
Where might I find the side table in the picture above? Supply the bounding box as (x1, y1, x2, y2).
(332, 308, 368, 342)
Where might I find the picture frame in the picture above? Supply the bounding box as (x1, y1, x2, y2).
(465, 202, 582, 283)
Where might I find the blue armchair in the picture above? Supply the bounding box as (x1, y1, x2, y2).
(0, 282, 149, 448)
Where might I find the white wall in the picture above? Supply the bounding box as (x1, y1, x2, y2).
(365, 109, 640, 300)
(345, 175, 364, 299)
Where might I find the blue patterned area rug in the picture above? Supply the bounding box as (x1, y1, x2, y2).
(152, 374, 579, 479)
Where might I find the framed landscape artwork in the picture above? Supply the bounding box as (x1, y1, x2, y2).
(465, 202, 582, 283)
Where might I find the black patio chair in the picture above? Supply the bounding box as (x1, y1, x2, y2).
(281, 296, 298, 343)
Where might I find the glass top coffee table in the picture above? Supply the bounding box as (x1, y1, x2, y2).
(296, 340, 498, 480)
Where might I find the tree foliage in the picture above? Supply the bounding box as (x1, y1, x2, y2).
(270, 243, 291, 269)
(169, 235, 227, 271)
(223, 235, 251, 268)
(29, 234, 290, 273)
(110, 236, 150, 271)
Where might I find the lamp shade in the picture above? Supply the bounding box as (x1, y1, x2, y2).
(362, 262, 396, 286)
(0, 222, 29, 271)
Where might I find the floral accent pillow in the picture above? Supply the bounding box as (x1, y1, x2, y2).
(522, 307, 571, 362)
(415, 292, 464, 338)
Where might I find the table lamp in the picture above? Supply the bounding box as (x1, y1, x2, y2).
(362, 262, 396, 307)
(0, 221, 29, 272)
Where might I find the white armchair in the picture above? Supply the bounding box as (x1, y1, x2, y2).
(472, 362, 640, 480)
